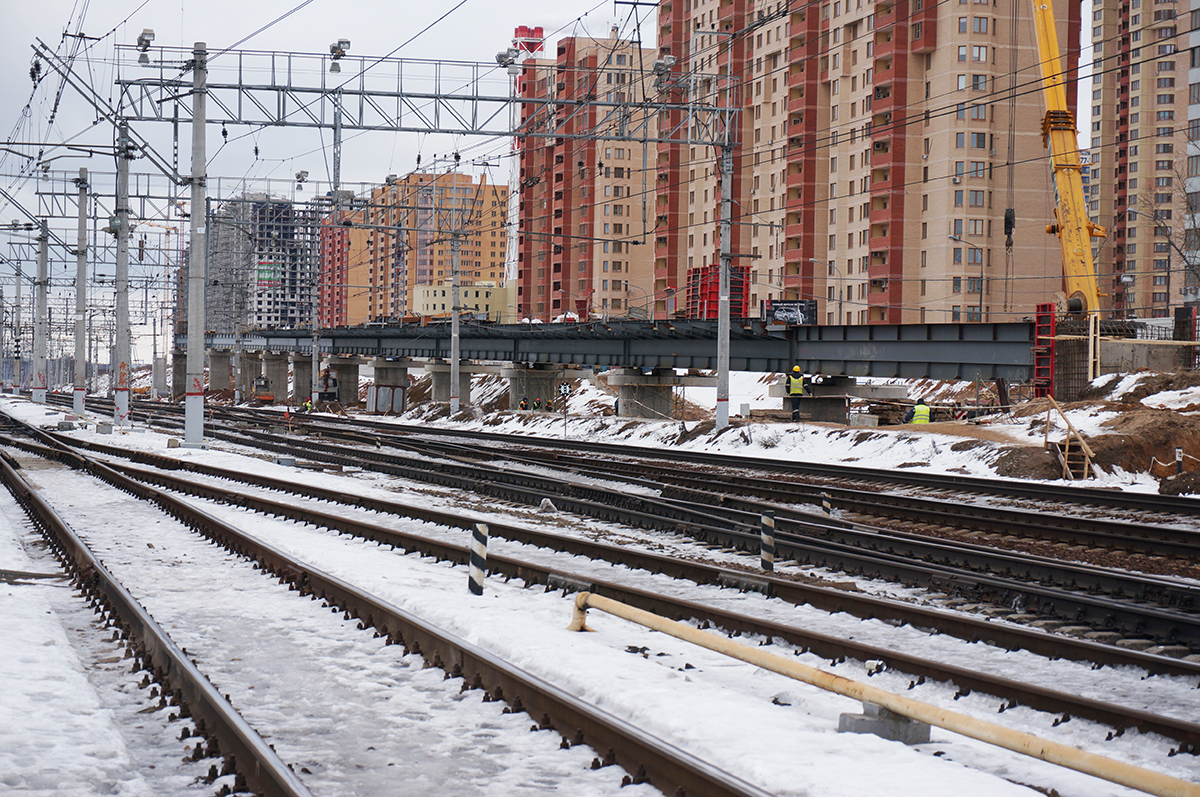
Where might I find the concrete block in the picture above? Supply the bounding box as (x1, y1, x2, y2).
(849, 413, 878, 427)
(273, 456, 297, 467)
(838, 702, 930, 745)
(167, 438, 181, 449)
(57, 421, 75, 431)
(96, 423, 113, 435)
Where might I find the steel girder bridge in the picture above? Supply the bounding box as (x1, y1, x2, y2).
(192, 320, 1035, 381)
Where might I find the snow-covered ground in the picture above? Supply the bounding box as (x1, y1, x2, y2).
(3, 377, 1200, 797)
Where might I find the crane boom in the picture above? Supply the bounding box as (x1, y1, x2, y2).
(1030, 0, 1107, 315)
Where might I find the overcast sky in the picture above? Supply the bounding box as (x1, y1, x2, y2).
(0, 1, 651, 360)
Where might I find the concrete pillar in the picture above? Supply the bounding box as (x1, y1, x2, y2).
(290, 354, 312, 403)
(328, 357, 361, 405)
(606, 367, 718, 420)
(368, 357, 415, 413)
(172, 348, 186, 401)
(425, 360, 473, 407)
(615, 368, 673, 419)
(238, 351, 261, 401)
(208, 350, 233, 394)
(371, 357, 415, 386)
(262, 353, 290, 405)
(502, 363, 565, 410)
(152, 356, 167, 398)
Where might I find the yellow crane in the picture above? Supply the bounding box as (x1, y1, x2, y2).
(1030, 0, 1107, 322)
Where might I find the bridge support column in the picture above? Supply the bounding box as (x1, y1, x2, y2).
(606, 367, 718, 420)
(425, 360, 474, 408)
(237, 351, 261, 402)
(328, 356, 362, 406)
(290, 354, 312, 403)
(207, 350, 233, 395)
(367, 357, 416, 413)
(172, 348, 186, 401)
(262, 353, 289, 405)
(502, 363, 565, 410)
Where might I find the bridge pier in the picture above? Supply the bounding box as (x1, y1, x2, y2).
(328, 356, 362, 406)
(425, 360, 474, 408)
(290, 354, 312, 403)
(172, 348, 186, 401)
(262, 353, 290, 405)
(502, 363, 566, 410)
(237, 351, 261, 402)
(367, 357, 416, 414)
(606, 367, 718, 419)
(207, 350, 233, 395)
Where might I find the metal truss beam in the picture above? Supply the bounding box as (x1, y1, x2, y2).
(190, 321, 1035, 382)
(115, 46, 738, 147)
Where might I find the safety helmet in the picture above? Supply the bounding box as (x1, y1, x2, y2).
(792, 366, 801, 372)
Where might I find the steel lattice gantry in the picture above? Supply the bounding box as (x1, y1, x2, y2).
(113, 47, 739, 146)
(194, 321, 1035, 381)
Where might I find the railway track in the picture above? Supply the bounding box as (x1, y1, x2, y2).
(30, 398, 1200, 655)
(9, 401, 1200, 794)
(65, 397, 1200, 561)
(0, 414, 773, 797)
(7, 411, 1200, 737)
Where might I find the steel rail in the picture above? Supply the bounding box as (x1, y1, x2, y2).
(0, 421, 771, 797)
(0, 449, 313, 797)
(154, 423, 1200, 647)
(7, 425, 1199, 679)
(48, 395, 1200, 517)
(24, 445, 1200, 751)
(27, 410, 1200, 648)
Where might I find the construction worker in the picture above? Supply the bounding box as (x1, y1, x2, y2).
(786, 365, 808, 420)
(533, 397, 542, 411)
(518, 396, 529, 410)
(300, 398, 313, 413)
(905, 398, 932, 424)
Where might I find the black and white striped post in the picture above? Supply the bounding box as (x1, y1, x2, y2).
(469, 522, 489, 595)
(821, 491, 832, 515)
(759, 511, 775, 572)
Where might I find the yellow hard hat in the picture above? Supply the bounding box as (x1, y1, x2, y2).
(792, 366, 801, 372)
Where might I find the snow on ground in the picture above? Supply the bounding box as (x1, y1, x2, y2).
(0, 491, 152, 796)
(4, 376, 1200, 796)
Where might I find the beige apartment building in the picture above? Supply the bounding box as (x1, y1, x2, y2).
(1089, 0, 1190, 318)
(656, 0, 1081, 324)
(320, 172, 509, 325)
(515, 29, 659, 321)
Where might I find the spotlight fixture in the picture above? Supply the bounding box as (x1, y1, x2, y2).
(329, 38, 349, 73)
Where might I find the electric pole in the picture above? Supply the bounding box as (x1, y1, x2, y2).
(33, 221, 49, 404)
(74, 168, 88, 413)
(184, 42, 208, 446)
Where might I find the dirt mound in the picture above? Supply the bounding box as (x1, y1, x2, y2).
(1080, 370, 1200, 403)
(993, 446, 1063, 480)
(1160, 472, 1200, 495)
(1087, 406, 1200, 473)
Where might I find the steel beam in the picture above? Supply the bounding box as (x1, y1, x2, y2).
(189, 321, 1033, 381)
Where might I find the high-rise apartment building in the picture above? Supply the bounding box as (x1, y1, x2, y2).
(1090, 0, 1190, 318)
(319, 173, 508, 325)
(656, 0, 1079, 325)
(1186, 10, 1200, 309)
(515, 29, 659, 321)
(208, 194, 321, 332)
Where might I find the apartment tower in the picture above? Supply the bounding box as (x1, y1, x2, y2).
(319, 173, 508, 326)
(515, 28, 658, 321)
(1091, 0, 1192, 318)
(656, 0, 1080, 325)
